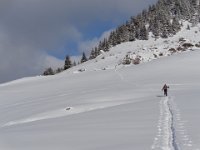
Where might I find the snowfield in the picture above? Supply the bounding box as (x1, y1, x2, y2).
(0, 22, 200, 149)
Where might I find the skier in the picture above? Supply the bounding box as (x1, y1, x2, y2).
(162, 84, 169, 96)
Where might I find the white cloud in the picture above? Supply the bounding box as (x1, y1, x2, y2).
(78, 29, 113, 56)
(42, 55, 64, 70)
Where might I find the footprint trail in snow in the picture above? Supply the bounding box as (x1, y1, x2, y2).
(151, 96, 199, 150)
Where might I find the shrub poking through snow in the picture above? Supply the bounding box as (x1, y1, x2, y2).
(78, 68, 86, 72)
(168, 48, 176, 53)
(182, 43, 194, 48)
(195, 42, 200, 48)
(177, 46, 185, 51)
(122, 55, 132, 65)
(179, 37, 186, 42)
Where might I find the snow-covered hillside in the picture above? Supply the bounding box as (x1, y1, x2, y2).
(0, 22, 200, 150)
(62, 22, 200, 74)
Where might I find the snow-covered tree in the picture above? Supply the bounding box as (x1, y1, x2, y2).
(43, 67, 54, 76)
(171, 17, 181, 34)
(89, 49, 96, 60)
(140, 25, 148, 40)
(81, 52, 88, 63)
(55, 68, 63, 74)
(86, 0, 200, 60)
(73, 61, 77, 67)
(64, 55, 72, 70)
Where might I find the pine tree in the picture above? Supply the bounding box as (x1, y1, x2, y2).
(119, 25, 130, 42)
(128, 23, 136, 41)
(151, 17, 160, 37)
(161, 28, 168, 38)
(108, 31, 117, 46)
(187, 24, 191, 30)
(94, 47, 100, 57)
(64, 55, 72, 70)
(171, 17, 181, 34)
(81, 52, 88, 63)
(89, 49, 96, 59)
(43, 67, 54, 76)
(140, 25, 148, 40)
(103, 38, 109, 51)
(115, 28, 122, 44)
(98, 41, 103, 51)
(55, 68, 63, 74)
(73, 61, 76, 66)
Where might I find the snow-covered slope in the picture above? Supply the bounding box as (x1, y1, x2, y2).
(65, 22, 200, 74)
(0, 22, 200, 150)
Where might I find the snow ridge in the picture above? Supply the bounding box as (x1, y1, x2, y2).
(1, 101, 130, 128)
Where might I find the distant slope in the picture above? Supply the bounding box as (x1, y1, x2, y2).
(87, 0, 200, 60)
(61, 21, 200, 75)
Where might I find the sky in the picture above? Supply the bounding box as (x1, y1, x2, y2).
(0, 0, 157, 83)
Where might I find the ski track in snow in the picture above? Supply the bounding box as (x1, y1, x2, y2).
(1, 101, 130, 128)
(151, 97, 199, 150)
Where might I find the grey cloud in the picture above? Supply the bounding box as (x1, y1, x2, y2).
(0, 0, 157, 83)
